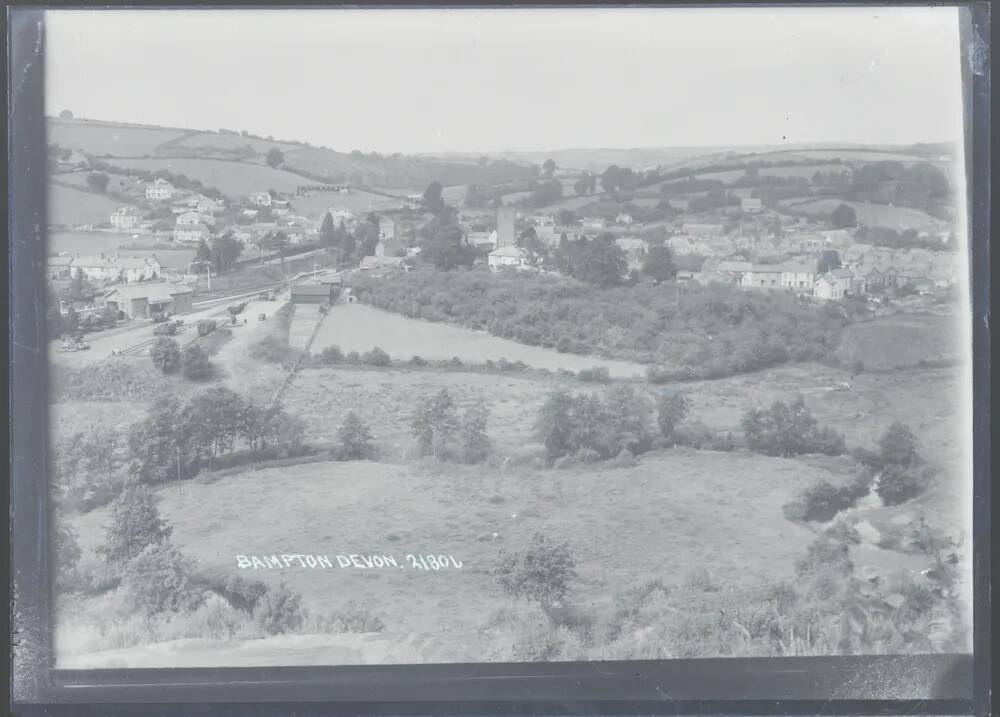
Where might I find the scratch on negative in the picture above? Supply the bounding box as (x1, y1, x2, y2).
(12, 340, 40, 356)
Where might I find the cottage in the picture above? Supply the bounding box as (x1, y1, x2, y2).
(145, 178, 175, 201)
(110, 206, 142, 231)
(290, 283, 335, 304)
(741, 197, 763, 214)
(741, 265, 783, 290)
(249, 192, 272, 207)
(779, 261, 818, 292)
(666, 235, 697, 255)
(329, 209, 358, 232)
(488, 245, 529, 271)
(70, 253, 161, 284)
(813, 268, 855, 301)
(176, 211, 204, 226)
(102, 282, 194, 319)
(466, 230, 496, 250)
(174, 223, 210, 244)
(378, 218, 396, 242)
(699, 257, 753, 286)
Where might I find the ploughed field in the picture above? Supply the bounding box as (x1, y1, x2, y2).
(311, 303, 648, 378)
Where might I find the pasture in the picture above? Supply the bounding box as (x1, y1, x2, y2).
(47, 118, 189, 157)
(47, 231, 196, 269)
(171, 132, 301, 154)
(311, 303, 648, 378)
(290, 189, 405, 217)
(834, 313, 963, 370)
(106, 158, 309, 198)
(48, 183, 132, 228)
(778, 198, 942, 231)
(53, 172, 144, 196)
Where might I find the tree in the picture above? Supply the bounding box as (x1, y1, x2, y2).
(150, 337, 182, 374)
(741, 397, 846, 457)
(59, 109, 74, 119)
(557, 208, 576, 226)
(337, 412, 375, 461)
(265, 148, 285, 168)
(422, 181, 445, 213)
(98, 482, 173, 566)
(194, 238, 212, 266)
(86, 172, 110, 193)
(459, 400, 491, 464)
(878, 422, 921, 468)
(418, 211, 475, 271)
(273, 231, 289, 271)
(641, 244, 677, 282)
(542, 158, 557, 178)
(319, 211, 337, 249)
(411, 388, 460, 460)
(182, 345, 212, 380)
(817, 249, 841, 274)
(656, 390, 688, 444)
(209, 232, 244, 274)
(562, 235, 627, 287)
(528, 179, 562, 208)
(494, 532, 577, 611)
(121, 541, 203, 616)
(830, 203, 858, 228)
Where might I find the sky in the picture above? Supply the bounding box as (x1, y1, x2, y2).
(45, 7, 965, 155)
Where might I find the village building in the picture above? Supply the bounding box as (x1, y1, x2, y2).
(532, 214, 556, 227)
(46, 255, 75, 280)
(666, 235, 697, 255)
(101, 282, 194, 319)
(779, 261, 818, 292)
(615, 237, 648, 272)
(740, 197, 763, 214)
(378, 217, 396, 243)
(496, 206, 517, 249)
(176, 211, 206, 227)
(741, 265, 784, 290)
(232, 226, 256, 244)
(813, 268, 855, 301)
(488, 245, 529, 271)
(109, 206, 142, 231)
(68, 253, 161, 284)
(615, 212, 634, 225)
(145, 178, 175, 201)
(174, 223, 211, 244)
(682, 222, 725, 237)
(581, 216, 606, 230)
(249, 191, 272, 207)
(329, 209, 358, 232)
(698, 257, 753, 286)
(375, 236, 406, 258)
(466, 230, 497, 250)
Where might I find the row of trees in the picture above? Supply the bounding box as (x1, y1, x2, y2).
(411, 389, 491, 464)
(150, 338, 212, 380)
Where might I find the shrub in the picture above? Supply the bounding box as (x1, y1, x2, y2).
(247, 334, 290, 364)
(795, 535, 853, 577)
(252, 582, 305, 635)
(181, 345, 212, 380)
(362, 346, 391, 367)
(741, 397, 846, 457)
(345, 351, 361, 363)
(317, 345, 344, 364)
(409, 355, 427, 366)
(536, 385, 656, 461)
(150, 337, 182, 374)
(98, 483, 173, 566)
(577, 366, 611, 384)
(336, 412, 375, 460)
(783, 472, 872, 523)
(411, 388, 460, 460)
(495, 533, 577, 611)
(878, 422, 921, 469)
(682, 566, 718, 592)
(313, 600, 386, 634)
(53, 520, 82, 590)
(656, 390, 688, 444)
(222, 575, 269, 612)
(877, 464, 932, 506)
(459, 399, 492, 464)
(121, 542, 205, 617)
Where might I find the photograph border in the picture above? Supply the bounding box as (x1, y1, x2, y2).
(7, 3, 992, 714)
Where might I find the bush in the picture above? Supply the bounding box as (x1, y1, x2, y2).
(877, 464, 932, 506)
(182, 345, 212, 380)
(741, 397, 846, 457)
(53, 520, 82, 590)
(150, 337, 182, 374)
(336, 412, 375, 460)
(795, 535, 853, 577)
(362, 346, 391, 367)
(577, 366, 611, 384)
(317, 345, 344, 364)
(411, 388, 460, 460)
(783, 472, 872, 523)
(459, 399, 492, 464)
(656, 390, 688, 444)
(98, 483, 173, 566)
(536, 385, 656, 461)
(247, 334, 291, 364)
(313, 600, 386, 634)
(222, 575, 269, 612)
(252, 582, 305, 635)
(121, 542, 205, 617)
(495, 533, 578, 611)
(409, 355, 427, 366)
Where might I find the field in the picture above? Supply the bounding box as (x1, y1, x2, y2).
(53, 172, 144, 196)
(170, 132, 301, 154)
(835, 313, 963, 370)
(64, 447, 837, 664)
(311, 304, 648, 378)
(47, 118, 190, 157)
(48, 183, 133, 227)
(289, 189, 405, 217)
(778, 198, 942, 231)
(47, 231, 196, 269)
(104, 157, 310, 198)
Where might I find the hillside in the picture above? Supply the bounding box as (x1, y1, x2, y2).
(47, 182, 135, 227)
(104, 157, 310, 197)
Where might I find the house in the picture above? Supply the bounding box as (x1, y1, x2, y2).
(174, 223, 210, 244)
(466, 230, 496, 250)
(196, 198, 223, 214)
(581, 217, 606, 230)
(813, 268, 855, 301)
(779, 261, 818, 292)
(532, 214, 556, 227)
(70, 253, 161, 284)
(378, 218, 396, 242)
(117, 256, 163, 283)
(329, 209, 357, 232)
(232, 226, 256, 244)
(676, 270, 695, 284)
(615, 237, 648, 272)
(110, 206, 142, 231)
(241, 208, 260, 220)
(741, 265, 783, 290)
(102, 282, 194, 319)
(249, 192, 272, 207)
(176, 211, 204, 227)
(273, 199, 290, 211)
(145, 178, 175, 201)
(864, 267, 886, 291)
(290, 283, 335, 304)
(699, 257, 753, 286)
(615, 213, 634, 225)
(666, 235, 697, 255)
(741, 197, 763, 214)
(46, 255, 74, 280)
(488, 245, 529, 271)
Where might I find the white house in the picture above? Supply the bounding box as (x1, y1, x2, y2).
(69, 254, 161, 284)
(615, 213, 634, 225)
(176, 211, 204, 226)
(249, 191, 272, 207)
(814, 268, 854, 301)
(779, 261, 818, 293)
(232, 226, 256, 244)
(741, 197, 763, 214)
(488, 245, 529, 271)
(378, 217, 396, 242)
(110, 206, 142, 231)
(174, 223, 210, 244)
(145, 178, 175, 201)
(581, 217, 606, 230)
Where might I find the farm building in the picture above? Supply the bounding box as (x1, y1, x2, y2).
(488, 245, 529, 271)
(102, 282, 194, 319)
(290, 283, 335, 304)
(145, 178, 175, 201)
(109, 206, 142, 231)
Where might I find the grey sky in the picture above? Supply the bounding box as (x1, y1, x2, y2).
(45, 7, 964, 155)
